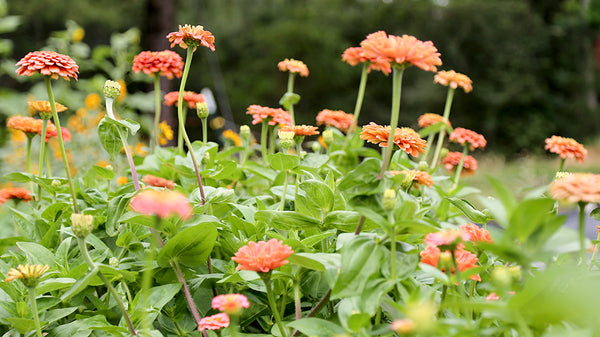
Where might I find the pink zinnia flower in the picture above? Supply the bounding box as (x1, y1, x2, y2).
(142, 174, 175, 189)
(544, 135, 587, 163)
(442, 151, 478, 175)
(246, 105, 292, 126)
(316, 109, 354, 133)
(198, 313, 229, 331)
(164, 91, 205, 109)
(232, 238, 294, 273)
(0, 187, 32, 202)
(211, 294, 250, 315)
(129, 189, 192, 220)
(132, 50, 184, 79)
(424, 229, 469, 248)
(434, 70, 473, 93)
(16, 51, 79, 80)
(449, 127, 487, 151)
(460, 223, 493, 244)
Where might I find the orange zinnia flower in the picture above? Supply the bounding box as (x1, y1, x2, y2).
(361, 31, 442, 74)
(434, 70, 473, 93)
(129, 189, 192, 220)
(142, 174, 175, 189)
(164, 91, 205, 109)
(167, 24, 215, 52)
(279, 124, 320, 137)
(418, 113, 450, 129)
(449, 127, 486, 151)
(390, 170, 434, 189)
(442, 151, 478, 175)
(316, 109, 355, 133)
(132, 50, 184, 79)
(460, 223, 493, 244)
(198, 313, 229, 331)
(420, 245, 480, 281)
(5, 264, 49, 287)
(246, 104, 292, 126)
(342, 46, 396, 74)
(16, 51, 79, 80)
(28, 100, 67, 114)
(550, 173, 600, 203)
(7, 115, 44, 135)
(278, 58, 309, 77)
(0, 187, 32, 202)
(232, 238, 294, 273)
(360, 122, 427, 157)
(544, 135, 587, 163)
(222, 129, 242, 146)
(211, 294, 250, 315)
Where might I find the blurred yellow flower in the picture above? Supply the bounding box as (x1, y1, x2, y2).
(72, 27, 85, 43)
(117, 176, 128, 185)
(85, 93, 101, 110)
(222, 129, 242, 146)
(135, 142, 148, 156)
(158, 121, 174, 146)
(117, 79, 127, 101)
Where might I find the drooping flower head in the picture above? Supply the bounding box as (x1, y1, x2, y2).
(246, 104, 292, 126)
(198, 313, 230, 331)
(389, 169, 434, 189)
(0, 187, 32, 203)
(130, 189, 192, 220)
(420, 246, 480, 281)
(211, 294, 250, 315)
(279, 124, 320, 137)
(442, 151, 478, 175)
(167, 24, 215, 52)
(360, 122, 427, 157)
(550, 173, 600, 204)
(16, 51, 79, 80)
(158, 121, 174, 145)
(434, 70, 473, 93)
(449, 127, 486, 151)
(5, 264, 49, 287)
(278, 58, 309, 77)
(132, 50, 184, 79)
(142, 174, 175, 189)
(232, 238, 294, 273)
(544, 135, 587, 163)
(460, 223, 493, 244)
(164, 91, 205, 109)
(360, 31, 442, 74)
(418, 113, 451, 129)
(316, 109, 355, 133)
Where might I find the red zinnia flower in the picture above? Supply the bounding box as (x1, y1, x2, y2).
(449, 127, 486, 151)
(420, 246, 480, 281)
(142, 174, 175, 189)
(278, 58, 309, 77)
(129, 189, 192, 220)
(232, 238, 294, 273)
(434, 70, 473, 93)
(360, 122, 427, 157)
(246, 104, 292, 126)
(45, 126, 71, 142)
(418, 113, 451, 129)
(16, 51, 79, 80)
(0, 187, 32, 202)
(167, 24, 215, 52)
(316, 109, 355, 133)
(442, 151, 478, 175)
(211, 294, 250, 315)
(279, 124, 319, 137)
(132, 50, 184, 79)
(198, 313, 229, 331)
(544, 135, 587, 163)
(460, 223, 493, 244)
(164, 91, 205, 109)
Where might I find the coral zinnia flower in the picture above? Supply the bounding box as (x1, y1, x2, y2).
(7, 115, 44, 135)
(142, 174, 175, 189)
(390, 170, 434, 189)
(449, 127, 486, 151)
(130, 189, 192, 220)
(246, 104, 292, 126)
(5, 264, 49, 287)
(460, 223, 493, 244)
(211, 294, 250, 315)
(424, 229, 469, 248)
(360, 122, 427, 157)
(132, 50, 184, 79)
(420, 246, 480, 281)
(167, 24, 215, 52)
(434, 70, 473, 93)
(544, 135, 587, 163)
(164, 91, 205, 109)
(418, 113, 451, 129)
(442, 151, 478, 175)
(28, 100, 67, 114)
(0, 187, 32, 202)
(16, 51, 79, 80)
(232, 238, 294, 273)
(198, 313, 229, 331)
(550, 173, 600, 203)
(279, 124, 320, 137)
(278, 58, 309, 77)
(316, 109, 355, 133)
(222, 129, 242, 146)
(361, 31, 442, 74)
(342, 46, 395, 74)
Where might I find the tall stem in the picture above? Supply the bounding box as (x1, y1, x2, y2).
(153, 75, 162, 150)
(28, 287, 43, 337)
(261, 121, 269, 165)
(430, 88, 455, 167)
(287, 73, 296, 125)
(201, 117, 208, 144)
(579, 202, 588, 262)
(26, 136, 34, 193)
(171, 259, 203, 329)
(558, 158, 566, 172)
(178, 48, 206, 205)
(452, 146, 470, 189)
(262, 275, 288, 337)
(45, 76, 78, 213)
(379, 67, 405, 176)
(342, 63, 369, 153)
(106, 97, 140, 191)
(280, 170, 289, 211)
(37, 119, 49, 199)
(590, 231, 600, 270)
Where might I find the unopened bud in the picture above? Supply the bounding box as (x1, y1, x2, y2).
(105, 165, 113, 171)
(278, 130, 296, 149)
(383, 188, 397, 211)
(71, 213, 95, 238)
(109, 257, 119, 267)
(418, 160, 429, 171)
(440, 148, 449, 160)
(201, 152, 211, 165)
(491, 266, 512, 290)
(196, 102, 209, 119)
(240, 125, 251, 142)
(322, 129, 334, 145)
(103, 80, 121, 99)
(311, 141, 322, 153)
(51, 179, 62, 187)
(508, 265, 521, 281)
(400, 171, 416, 190)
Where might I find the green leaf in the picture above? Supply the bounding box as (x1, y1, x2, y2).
(42, 307, 78, 325)
(91, 164, 115, 180)
(5, 317, 36, 334)
(36, 278, 75, 295)
(591, 207, 600, 221)
(255, 210, 320, 230)
(507, 197, 558, 242)
(101, 115, 140, 135)
(106, 191, 136, 237)
(447, 197, 491, 224)
(157, 222, 218, 267)
(268, 152, 300, 171)
(296, 180, 334, 218)
(97, 117, 123, 161)
(287, 253, 325, 271)
(16, 242, 56, 267)
(287, 318, 347, 337)
(279, 92, 301, 110)
(323, 211, 361, 231)
(337, 158, 383, 198)
(60, 266, 99, 301)
(131, 283, 182, 325)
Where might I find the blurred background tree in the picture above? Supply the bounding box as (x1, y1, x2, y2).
(2, 0, 600, 157)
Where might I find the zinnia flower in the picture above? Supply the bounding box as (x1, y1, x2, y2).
(279, 124, 320, 137)
(45, 126, 71, 142)
(360, 31, 442, 74)
(232, 238, 294, 273)
(0, 187, 32, 202)
(442, 151, 478, 175)
(130, 189, 192, 220)
(198, 313, 229, 331)
(316, 109, 355, 133)
(164, 91, 205, 109)
(167, 24, 215, 52)
(449, 127, 486, 151)
(420, 246, 480, 281)
(550, 173, 600, 203)
(142, 174, 175, 189)
(158, 121, 174, 146)
(434, 70, 473, 93)
(544, 135, 587, 163)
(390, 319, 415, 334)
(7, 115, 46, 135)
(418, 113, 451, 129)
(28, 100, 68, 114)
(222, 129, 242, 146)
(278, 58, 309, 77)
(5, 264, 49, 287)
(389, 170, 433, 189)
(211, 294, 250, 315)
(460, 223, 493, 244)
(246, 104, 292, 126)
(132, 50, 184, 79)
(486, 292, 501, 301)
(360, 122, 427, 157)
(16, 51, 79, 80)
(342, 46, 390, 73)
(424, 229, 469, 248)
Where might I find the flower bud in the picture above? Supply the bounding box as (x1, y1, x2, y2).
(440, 148, 449, 160)
(400, 171, 416, 190)
(51, 179, 62, 187)
(311, 141, 322, 153)
(109, 257, 119, 268)
(71, 213, 95, 238)
(491, 266, 512, 290)
(508, 265, 521, 281)
(383, 188, 397, 212)
(39, 111, 52, 120)
(103, 80, 121, 99)
(322, 129, 334, 145)
(202, 152, 211, 165)
(196, 102, 209, 119)
(278, 130, 296, 149)
(418, 160, 429, 171)
(240, 125, 251, 142)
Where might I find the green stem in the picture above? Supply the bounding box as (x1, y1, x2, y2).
(287, 73, 296, 125)
(28, 287, 43, 337)
(178, 106, 187, 154)
(280, 170, 289, 211)
(379, 67, 405, 176)
(261, 121, 269, 165)
(579, 202, 588, 262)
(153, 75, 162, 151)
(269, 125, 276, 155)
(171, 259, 203, 329)
(452, 146, 470, 189)
(201, 117, 208, 144)
(342, 63, 369, 153)
(294, 282, 301, 320)
(37, 119, 49, 199)
(106, 97, 140, 191)
(178, 48, 206, 205)
(262, 275, 288, 337)
(430, 87, 455, 167)
(424, 133, 435, 164)
(45, 76, 78, 213)
(589, 231, 600, 270)
(26, 136, 34, 193)
(558, 157, 566, 172)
